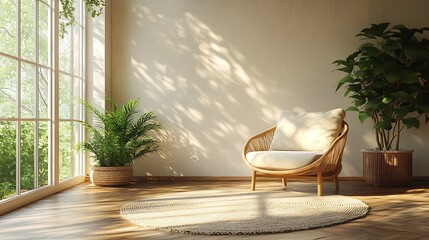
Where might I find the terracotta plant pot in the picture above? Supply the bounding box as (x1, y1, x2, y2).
(90, 166, 134, 186)
(362, 150, 413, 186)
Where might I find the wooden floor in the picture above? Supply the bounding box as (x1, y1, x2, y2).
(0, 180, 428, 239)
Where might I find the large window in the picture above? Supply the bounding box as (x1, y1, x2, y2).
(0, 0, 85, 201)
(58, 0, 85, 181)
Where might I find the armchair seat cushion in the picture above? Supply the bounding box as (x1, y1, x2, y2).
(246, 151, 323, 170)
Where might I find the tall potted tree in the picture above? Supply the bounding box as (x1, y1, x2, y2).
(334, 23, 429, 186)
(81, 98, 162, 186)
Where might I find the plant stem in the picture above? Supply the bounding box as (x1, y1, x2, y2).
(395, 122, 403, 150)
(382, 129, 389, 150)
(373, 114, 382, 150)
(375, 129, 382, 150)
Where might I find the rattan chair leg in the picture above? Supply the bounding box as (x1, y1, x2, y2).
(251, 171, 256, 191)
(317, 173, 323, 196)
(282, 178, 287, 187)
(334, 176, 339, 193)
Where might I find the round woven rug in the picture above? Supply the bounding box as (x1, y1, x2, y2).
(120, 190, 369, 235)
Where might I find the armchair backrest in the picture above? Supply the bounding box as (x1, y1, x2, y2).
(269, 109, 346, 152)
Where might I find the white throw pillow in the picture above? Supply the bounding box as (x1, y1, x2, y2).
(269, 108, 345, 152)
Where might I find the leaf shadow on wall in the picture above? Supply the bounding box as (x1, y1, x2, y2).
(125, 3, 299, 177)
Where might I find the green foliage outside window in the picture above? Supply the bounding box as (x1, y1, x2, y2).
(0, 122, 49, 200)
(60, 0, 105, 38)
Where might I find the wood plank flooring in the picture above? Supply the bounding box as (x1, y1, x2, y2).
(0, 180, 428, 239)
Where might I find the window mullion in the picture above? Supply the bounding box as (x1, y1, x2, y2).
(80, 6, 86, 176)
(70, 23, 75, 177)
(16, 0, 22, 196)
(53, 0, 60, 185)
(47, 0, 53, 186)
(34, 0, 40, 189)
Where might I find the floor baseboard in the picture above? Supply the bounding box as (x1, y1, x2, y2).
(133, 176, 367, 182)
(85, 175, 429, 183)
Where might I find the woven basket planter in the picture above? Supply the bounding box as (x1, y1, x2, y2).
(90, 166, 134, 186)
(362, 150, 413, 186)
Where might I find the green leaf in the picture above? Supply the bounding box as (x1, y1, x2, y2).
(389, 25, 419, 41)
(346, 51, 360, 61)
(356, 69, 372, 78)
(358, 43, 375, 49)
(394, 108, 410, 119)
(346, 106, 359, 112)
(354, 99, 366, 107)
(374, 120, 392, 130)
(359, 22, 390, 38)
(400, 69, 419, 84)
(356, 32, 375, 39)
(372, 59, 385, 75)
(366, 100, 382, 109)
(333, 59, 353, 73)
(416, 102, 429, 112)
(390, 91, 411, 99)
(336, 75, 354, 91)
(360, 46, 381, 57)
(347, 83, 362, 93)
(411, 90, 420, 99)
(336, 66, 353, 73)
(382, 97, 392, 104)
(344, 89, 352, 97)
(390, 24, 406, 30)
(403, 118, 420, 129)
(382, 40, 402, 51)
(332, 60, 348, 66)
(384, 69, 401, 83)
(359, 111, 372, 123)
(403, 46, 429, 61)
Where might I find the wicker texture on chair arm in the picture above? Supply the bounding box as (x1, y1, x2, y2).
(242, 121, 349, 196)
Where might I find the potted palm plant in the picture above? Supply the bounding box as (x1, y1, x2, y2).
(334, 22, 429, 186)
(81, 98, 162, 186)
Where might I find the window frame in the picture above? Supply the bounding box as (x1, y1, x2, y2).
(0, 0, 86, 204)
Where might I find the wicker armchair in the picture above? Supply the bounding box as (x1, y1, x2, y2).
(242, 121, 349, 196)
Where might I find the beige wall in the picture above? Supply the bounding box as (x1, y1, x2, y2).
(111, 0, 429, 177)
(86, 0, 112, 170)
